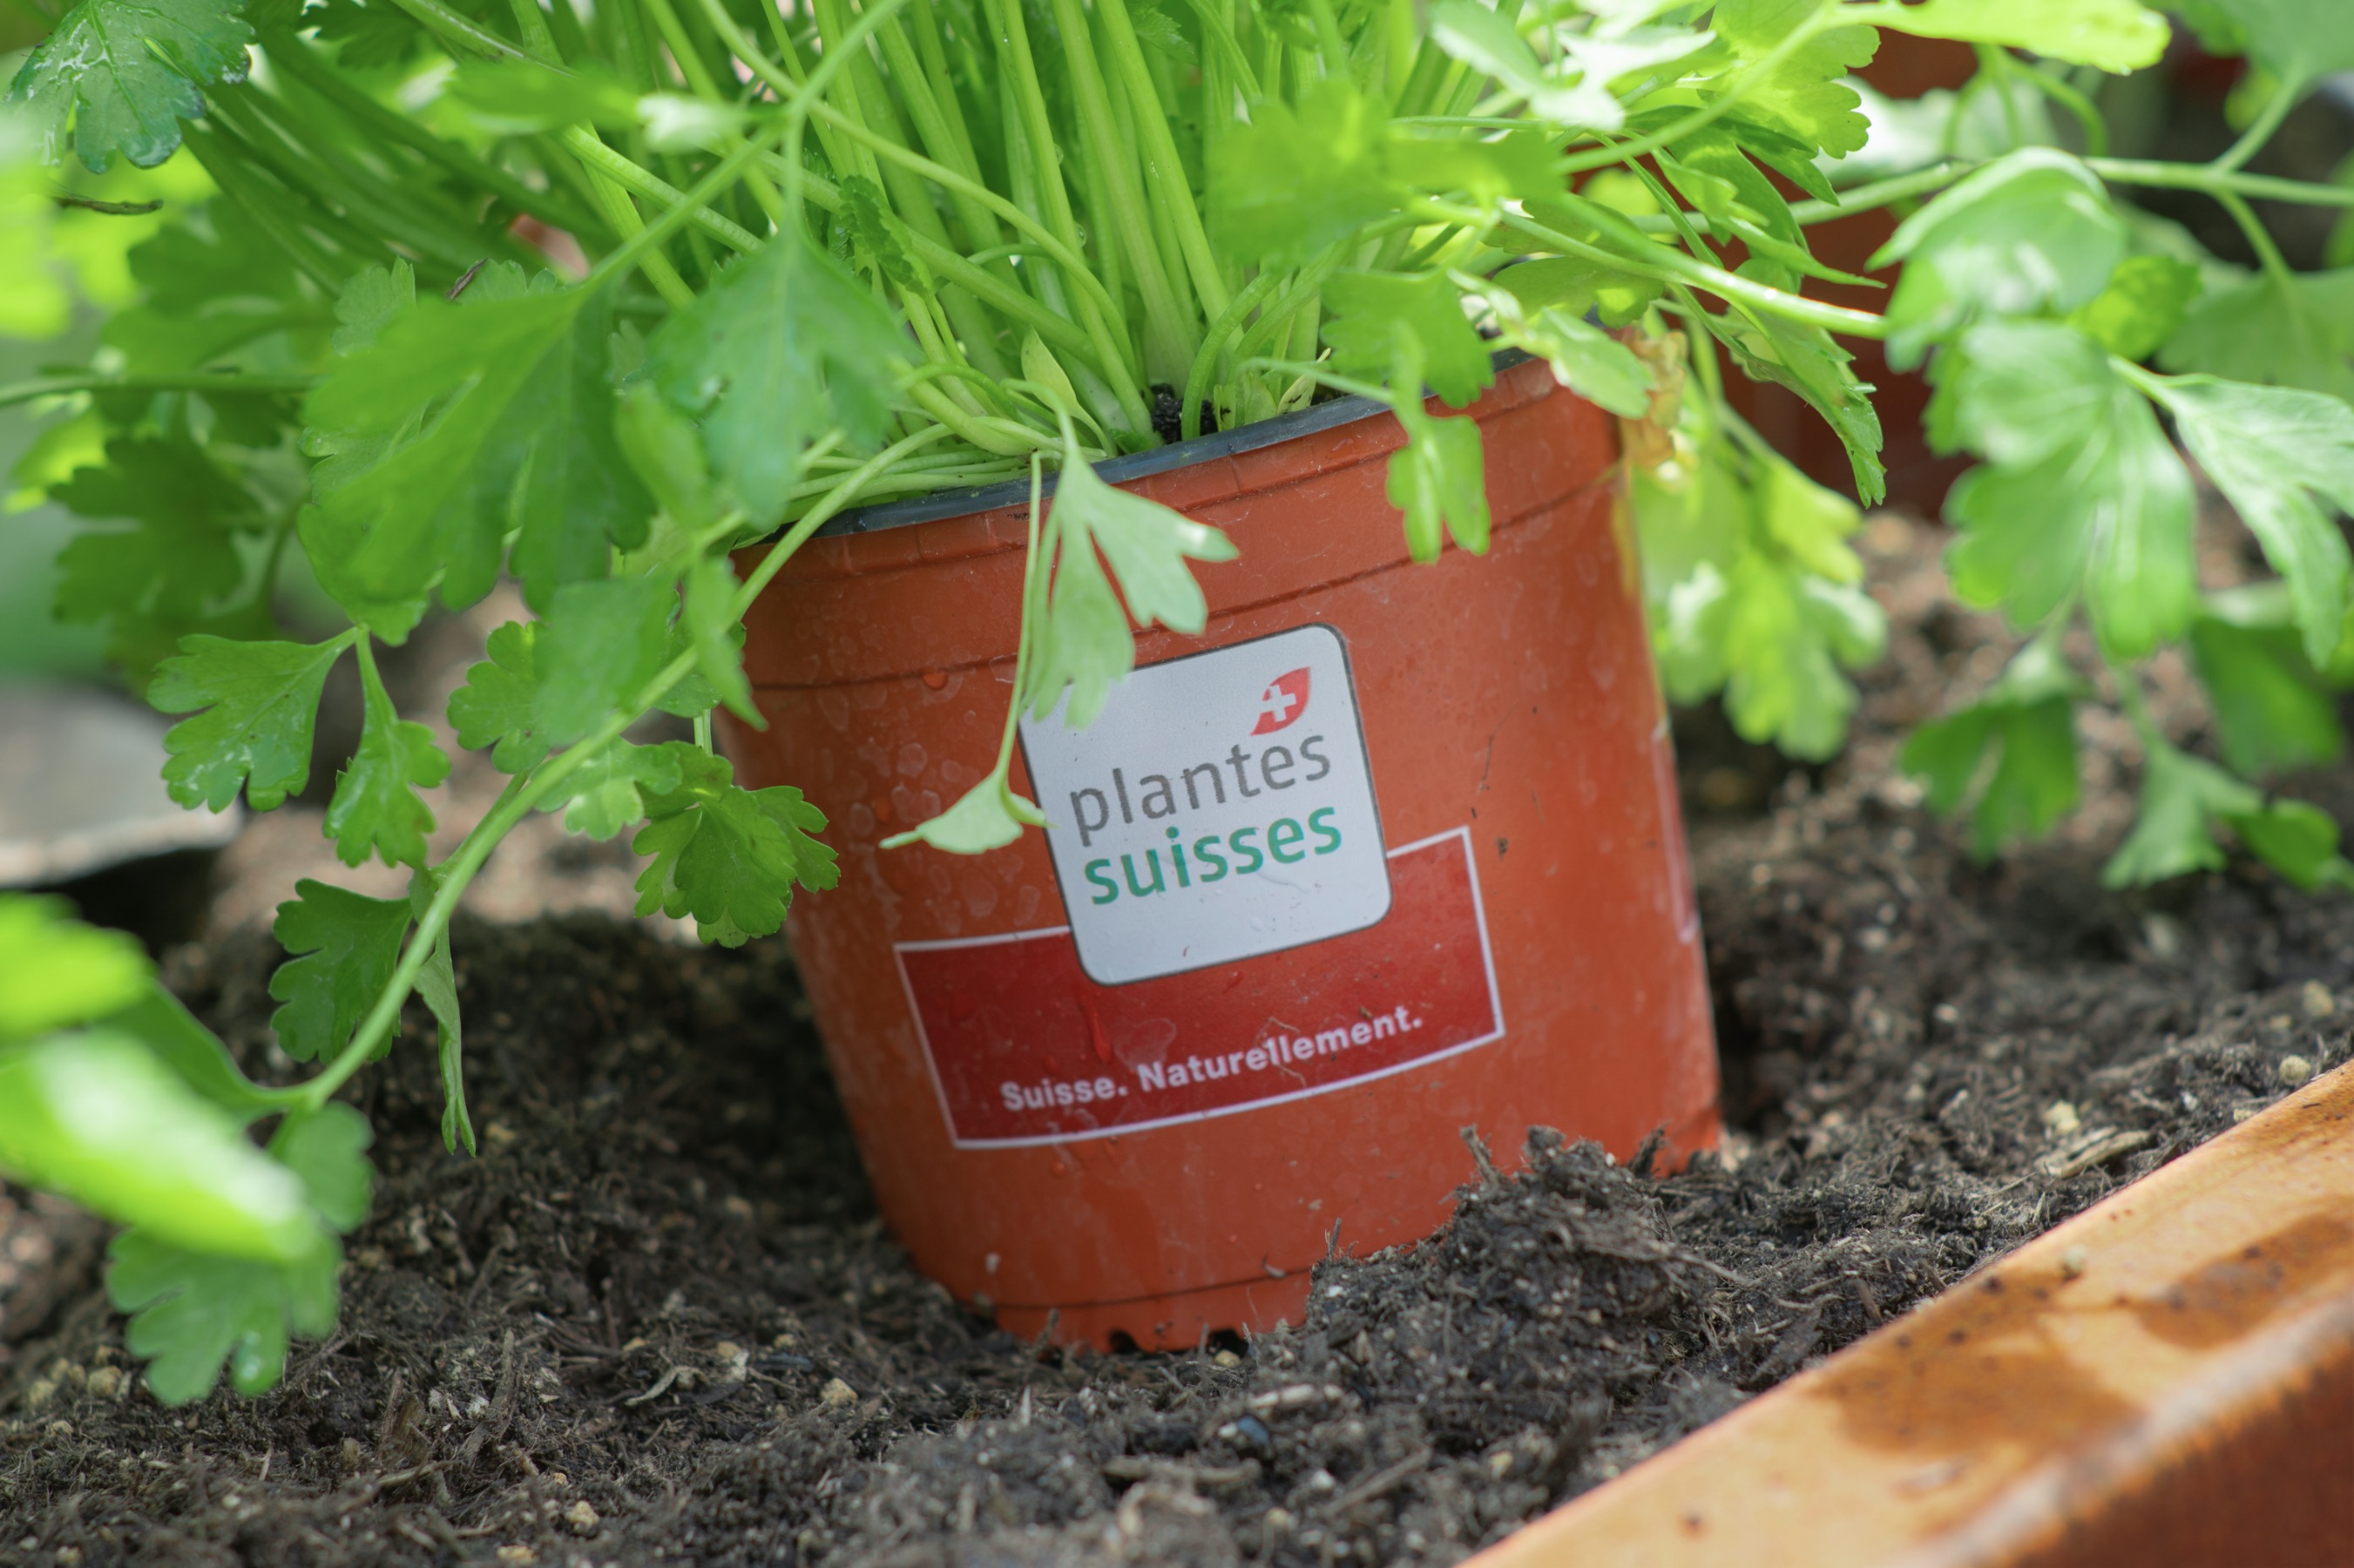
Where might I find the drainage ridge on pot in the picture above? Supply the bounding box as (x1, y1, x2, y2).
(722, 354, 1720, 1349)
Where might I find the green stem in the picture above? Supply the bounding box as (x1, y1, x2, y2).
(2216, 187, 2298, 290)
(1556, 11, 1829, 177)
(2212, 81, 2297, 176)
(0, 371, 320, 408)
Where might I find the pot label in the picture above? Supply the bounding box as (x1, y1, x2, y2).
(896, 829, 1504, 1147)
(1018, 624, 1391, 986)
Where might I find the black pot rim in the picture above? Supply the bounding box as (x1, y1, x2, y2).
(814, 348, 1532, 538)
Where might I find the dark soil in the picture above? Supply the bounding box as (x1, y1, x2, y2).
(4, 514, 2350, 1568)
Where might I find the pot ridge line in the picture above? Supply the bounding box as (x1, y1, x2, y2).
(745, 469, 1630, 694)
(1462, 1063, 2354, 1568)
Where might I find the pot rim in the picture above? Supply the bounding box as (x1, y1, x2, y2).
(815, 348, 1534, 538)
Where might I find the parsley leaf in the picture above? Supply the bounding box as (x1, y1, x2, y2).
(683, 558, 758, 724)
(9, 0, 255, 171)
(1901, 640, 2086, 857)
(1877, 0, 2171, 74)
(323, 645, 450, 868)
(448, 620, 551, 774)
(2100, 735, 2250, 886)
(108, 1229, 339, 1404)
(2188, 607, 2346, 777)
(1873, 150, 2127, 369)
(533, 576, 674, 747)
(645, 233, 904, 524)
(2068, 253, 2204, 360)
(0, 1030, 315, 1260)
(1930, 321, 2195, 659)
(1476, 277, 1654, 417)
(1210, 79, 1394, 266)
(407, 868, 470, 1155)
(308, 279, 650, 614)
(1024, 433, 1238, 728)
(267, 879, 410, 1064)
(1657, 455, 1886, 760)
(1711, 3, 1879, 159)
(1389, 400, 1491, 563)
(2176, 0, 2354, 97)
(551, 739, 688, 840)
(1713, 309, 1887, 504)
(0, 895, 149, 1042)
(2159, 267, 2354, 402)
(150, 634, 350, 813)
(2144, 375, 2354, 664)
(883, 769, 1050, 855)
(632, 747, 839, 946)
(268, 1103, 374, 1234)
(1323, 270, 1495, 409)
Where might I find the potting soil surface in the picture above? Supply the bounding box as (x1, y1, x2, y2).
(5, 513, 2351, 1568)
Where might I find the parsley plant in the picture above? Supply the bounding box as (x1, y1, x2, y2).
(3, 0, 2354, 1399)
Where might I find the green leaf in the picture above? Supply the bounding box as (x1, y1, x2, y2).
(0, 1030, 315, 1260)
(1492, 253, 1663, 331)
(109, 1229, 339, 1404)
(882, 768, 1049, 855)
(1931, 321, 2195, 659)
(444, 57, 638, 135)
(2223, 796, 2354, 890)
(1876, 0, 2170, 73)
(841, 172, 929, 290)
(1388, 404, 1491, 563)
(547, 738, 688, 840)
(0, 895, 149, 1042)
(1665, 551, 1884, 762)
(1025, 436, 1237, 727)
(1711, 4, 1879, 159)
(324, 647, 450, 868)
(532, 574, 675, 746)
(2188, 612, 2345, 777)
(683, 557, 758, 725)
(2068, 254, 2204, 360)
(632, 747, 838, 946)
(51, 436, 265, 674)
(267, 879, 410, 1064)
(296, 504, 431, 645)
(614, 378, 718, 535)
(2145, 375, 2354, 665)
(1713, 308, 1887, 504)
(1874, 150, 2127, 369)
(449, 619, 551, 774)
(269, 1102, 373, 1233)
(1209, 78, 1397, 266)
(1322, 270, 1495, 409)
(328, 259, 415, 355)
(307, 280, 651, 613)
(150, 634, 348, 813)
(2175, 0, 2354, 96)
(2159, 267, 2354, 403)
(109, 984, 280, 1119)
(2102, 739, 2256, 887)
(407, 868, 470, 1155)
(1901, 643, 2084, 857)
(646, 233, 903, 524)
(8, 0, 255, 171)
(1484, 291, 1653, 417)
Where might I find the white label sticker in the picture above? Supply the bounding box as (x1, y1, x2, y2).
(1019, 624, 1392, 986)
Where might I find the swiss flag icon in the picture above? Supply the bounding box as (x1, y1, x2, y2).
(1250, 667, 1311, 734)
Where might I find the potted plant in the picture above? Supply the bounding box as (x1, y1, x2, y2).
(5, 0, 2354, 1398)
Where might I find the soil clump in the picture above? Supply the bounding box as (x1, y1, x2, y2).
(3, 514, 2349, 1566)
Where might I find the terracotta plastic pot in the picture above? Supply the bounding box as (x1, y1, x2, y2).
(721, 353, 1720, 1348)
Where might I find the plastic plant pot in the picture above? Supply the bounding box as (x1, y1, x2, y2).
(721, 353, 1721, 1349)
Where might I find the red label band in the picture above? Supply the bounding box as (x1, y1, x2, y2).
(896, 829, 1504, 1147)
